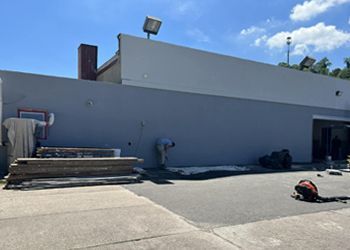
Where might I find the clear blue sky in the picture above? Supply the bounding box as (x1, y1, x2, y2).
(1, 0, 350, 78)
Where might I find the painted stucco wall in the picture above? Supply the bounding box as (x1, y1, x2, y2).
(1, 70, 350, 175)
(97, 59, 121, 84)
(119, 34, 350, 111)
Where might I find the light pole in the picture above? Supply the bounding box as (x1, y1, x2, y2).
(286, 36, 292, 66)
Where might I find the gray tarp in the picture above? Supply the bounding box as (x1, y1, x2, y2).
(3, 118, 40, 164)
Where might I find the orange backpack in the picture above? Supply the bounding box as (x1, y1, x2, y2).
(294, 180, 319, 201)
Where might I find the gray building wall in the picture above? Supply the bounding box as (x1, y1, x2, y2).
(119, 34, 350, 111)
(1, 70, 350, 174)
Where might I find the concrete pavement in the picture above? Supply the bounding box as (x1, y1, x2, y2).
(1, 169, 350, 249)
(213, 208, 350, 250)
(0, 185, 234, 249)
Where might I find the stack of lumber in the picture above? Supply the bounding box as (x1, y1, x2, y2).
(5, 157, 143, 189)
(36, 147, 117, 158)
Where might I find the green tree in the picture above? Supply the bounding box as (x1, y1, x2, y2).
(278, 62, 290, 68)
(339, 68, 350, 79)
(311, 57, 331, 75)
(344, 57, 350, 69)
(290, 64, 300, 70)
(339, 58, 350, 80)
(277, 62, 300, 70)
(329, 68, 341, 78)
(277, 57, 350, 81)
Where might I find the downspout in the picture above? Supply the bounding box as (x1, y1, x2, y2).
(0, 77, 2, 146)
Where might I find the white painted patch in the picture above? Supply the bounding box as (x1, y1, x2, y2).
(166, 165, 249, 175)
(266, 237, 282, 246)
(317, 221, 344, 231)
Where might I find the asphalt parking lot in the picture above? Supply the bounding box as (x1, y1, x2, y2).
(1, 167, 350, 249)
(125, 168, 350, 229)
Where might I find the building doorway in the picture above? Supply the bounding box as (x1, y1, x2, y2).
(313, 119, 350, 162)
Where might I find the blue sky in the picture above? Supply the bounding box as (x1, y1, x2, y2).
(1, 0, 350, 78)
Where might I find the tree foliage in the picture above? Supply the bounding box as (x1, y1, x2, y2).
(345, 57, 350, 69)
(277, 57, 350, 80)
(339, 68, 350, 79)
(329, 68, 341, 77)
(278, 62, 289, 68)
(337, 58, 350, 79)
(290, 64, 300, 70)
(311, 57, 331, 75)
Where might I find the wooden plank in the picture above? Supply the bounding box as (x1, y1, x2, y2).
(16, 157, 142, 163)
(8, 167, 133, 175)
(35, 149, 117, 158)
(37, 154, 115, 158)
(6, 169, 134, 181)
(6, 171, 133, 181)
(10, 167, 133, 174)
(37, 148, 115, 152)
(10, 163, 134, 169)
(11, 162, 134, 168)
(36, 152, 115, 156)
(37, 147, 116, 152)
(16, 157, 139, 161)
(10, 161, 139, 168)
(5, 175, 141, 190)
(35, 147, 122, 159)
(9, 165, 133, 175)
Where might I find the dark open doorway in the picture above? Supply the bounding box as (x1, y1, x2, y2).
(312, 119, 350, 162)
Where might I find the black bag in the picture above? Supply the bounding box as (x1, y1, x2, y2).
(259, 149, 292, 169)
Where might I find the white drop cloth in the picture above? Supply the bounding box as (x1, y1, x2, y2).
(3, 118, 40, 164)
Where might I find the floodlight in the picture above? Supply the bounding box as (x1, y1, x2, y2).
(286, 36, 292, 45)
(336, 90, 343, 97)
(143, 16, 162, 39)
(299, 56, 316, 69)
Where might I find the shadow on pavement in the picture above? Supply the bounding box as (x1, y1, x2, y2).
(142, 163, 328, 185)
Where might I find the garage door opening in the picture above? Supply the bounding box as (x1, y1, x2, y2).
(313, 119, 350, 162)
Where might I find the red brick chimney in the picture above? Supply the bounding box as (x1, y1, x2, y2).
(78, 44, 98, 80)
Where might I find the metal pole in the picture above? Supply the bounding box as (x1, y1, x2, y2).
(147, 33, 150, 39)
(286, 37, 291, 66)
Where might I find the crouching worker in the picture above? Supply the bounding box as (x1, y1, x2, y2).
(156, 138, 175, 168)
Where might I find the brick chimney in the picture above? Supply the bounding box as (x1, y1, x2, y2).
(78, 44, 98, 80)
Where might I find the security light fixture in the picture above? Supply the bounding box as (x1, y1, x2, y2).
(143, 16, 162, 39)
(299, 56, 316, 70)
(336, 90, 343, 97)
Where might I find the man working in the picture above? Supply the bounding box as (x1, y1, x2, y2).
(156, 138, 175, 167)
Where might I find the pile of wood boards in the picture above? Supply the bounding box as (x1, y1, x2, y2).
(36, 147, 117, 158)
(5, 157, 143, 189)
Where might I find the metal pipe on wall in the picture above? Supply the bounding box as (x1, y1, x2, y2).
(0, 77, 2, 146)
